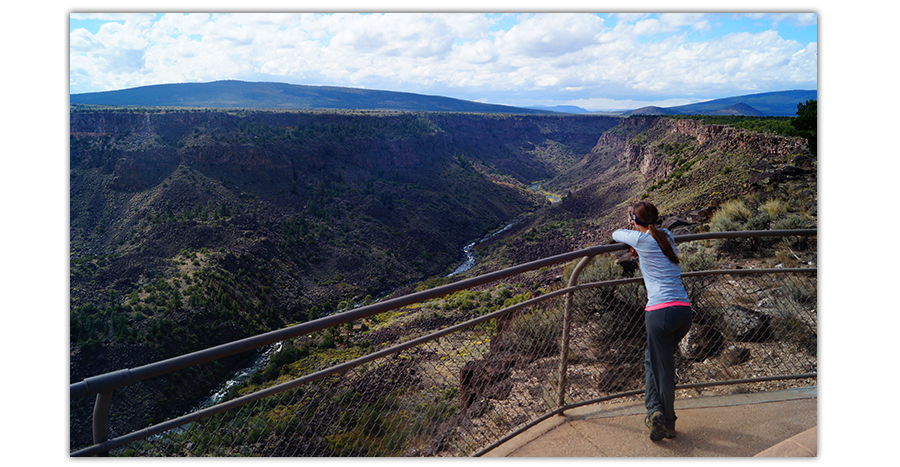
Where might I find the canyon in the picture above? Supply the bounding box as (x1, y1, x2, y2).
(69, 107, 816, 447)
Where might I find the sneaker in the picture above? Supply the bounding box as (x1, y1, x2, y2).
(645, 411, 666, 441)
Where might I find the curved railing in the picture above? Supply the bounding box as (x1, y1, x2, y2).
(70, 229, 817, 456)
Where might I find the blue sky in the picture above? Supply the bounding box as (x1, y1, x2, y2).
(69, 11, 817, 110)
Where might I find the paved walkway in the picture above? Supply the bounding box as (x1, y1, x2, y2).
(481, 386, 817, 457)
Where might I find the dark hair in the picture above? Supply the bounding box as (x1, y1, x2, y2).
(633, 201, 680, 264)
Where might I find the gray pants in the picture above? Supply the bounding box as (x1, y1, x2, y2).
(644, 305, 693, 429)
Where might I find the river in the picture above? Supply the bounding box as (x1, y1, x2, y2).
(448, 182, 560, 277)
(447, 213, 526, 277)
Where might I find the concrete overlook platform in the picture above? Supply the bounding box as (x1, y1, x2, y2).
(481, 386, 817, 457)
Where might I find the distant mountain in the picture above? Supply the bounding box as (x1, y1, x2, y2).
(708, 103, 766, 116)
(623, 90, 816, 117)
(623, 106, 681, 116)
(528, 105, 592, 114)
(657, 90, 816, 117)
(69, 80, 554, 115)
(70, 81, 815, 117)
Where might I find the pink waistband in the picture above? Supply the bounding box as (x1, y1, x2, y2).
(645, 301, 691, 312)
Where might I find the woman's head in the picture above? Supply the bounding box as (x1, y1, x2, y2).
(632, 201, 659, 227)
(632, 201, 680, 264)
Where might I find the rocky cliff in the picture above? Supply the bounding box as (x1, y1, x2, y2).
(467, 115, 815, 271)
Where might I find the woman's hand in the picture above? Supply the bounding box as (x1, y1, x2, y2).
(630, 247, 637, 258)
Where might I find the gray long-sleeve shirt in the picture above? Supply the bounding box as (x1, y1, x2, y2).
(612, 228, 689, 310)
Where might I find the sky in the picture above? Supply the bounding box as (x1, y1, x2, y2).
(69, 11, 817, 111)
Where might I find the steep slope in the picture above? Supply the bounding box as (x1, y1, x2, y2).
(469, 116, 816, 272)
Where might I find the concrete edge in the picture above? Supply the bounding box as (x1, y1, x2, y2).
(754, 426, 817, 457)
(565, 386, 817, 421)
(481, 414, 570, 457)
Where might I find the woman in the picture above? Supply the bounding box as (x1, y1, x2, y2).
(612, 201, 692, 441)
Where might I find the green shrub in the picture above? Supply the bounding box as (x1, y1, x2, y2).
(745, 212, 771, 231)
(773, 215, 809, 248)
(679, 244, 721, 305)
(773, 214, 806, 230)
(709, 215, 742, 234)
(317, 332, 335, 350)
(680, 245, 720, 272)
(503, 306, 563, 357)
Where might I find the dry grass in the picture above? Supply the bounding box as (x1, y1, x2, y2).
(759, 198, 788, 220)
(711, 199, 751, 224)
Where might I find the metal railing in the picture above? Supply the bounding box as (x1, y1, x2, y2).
(70, 229, 817, 456)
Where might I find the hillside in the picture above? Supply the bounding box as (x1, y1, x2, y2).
(69, 80, 554, 114)
(466, 116, 817, 275)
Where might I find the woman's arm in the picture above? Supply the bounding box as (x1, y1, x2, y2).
(612, 229, 641, 246)
(613, 229, 641, 258)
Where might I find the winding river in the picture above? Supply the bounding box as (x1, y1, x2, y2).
(448, 182, 560, 277)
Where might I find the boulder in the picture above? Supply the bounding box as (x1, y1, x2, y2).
(749, 164, 807, 186)
(750, 159, 774, 172)
(791, 154, 814, 168)
(721, 305, 771, 342)
(661, 216, 691, 231)
(723, 345, 751, 366)
(611, 247, 640, 276)
(679, 323, 724, 361)
(459, 353, 518, 412)
(686, 206, 715, 222)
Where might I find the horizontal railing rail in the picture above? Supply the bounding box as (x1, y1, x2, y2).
(70, 229, 817, 456)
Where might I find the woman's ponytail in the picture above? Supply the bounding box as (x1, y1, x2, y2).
(634, 202, 680, 264)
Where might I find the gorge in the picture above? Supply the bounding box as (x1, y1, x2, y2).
(69, 107, 816, 447)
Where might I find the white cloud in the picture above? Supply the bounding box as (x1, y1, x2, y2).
(744, 13, 818, 28)
(69, 12, 817, 108)
(633, 18, 663, 36)
(69, 28, 99, 52)
(660, 13, 711, 32)
(493, 13, 603, 57)
(153, 13, 211, 37)
(93, 21, 149, 50)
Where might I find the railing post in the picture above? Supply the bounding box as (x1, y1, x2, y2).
(92, 391, 113, 457)
(557, 255, 594, 408)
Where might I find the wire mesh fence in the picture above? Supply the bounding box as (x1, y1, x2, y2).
(71, 233, 817, 457)
(559, 268, 816, 409)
